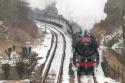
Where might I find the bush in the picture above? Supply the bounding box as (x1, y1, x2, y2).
(2, 63, 11, 79)
(101, 56, 109, 76)
(16, 62, 25, 79)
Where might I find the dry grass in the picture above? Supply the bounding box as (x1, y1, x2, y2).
(103, 48, 125, 82)
(0, 17, 39, 56)
(104, 49, 124, 73)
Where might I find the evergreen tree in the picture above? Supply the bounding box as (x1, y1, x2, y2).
(16, 62, 25, 79)
(2, 64, 11, 79)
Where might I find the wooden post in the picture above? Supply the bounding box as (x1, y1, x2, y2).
(122, 68, 124, 83)
(114, 65, 116, 79)
(58, 17, 60, 25)
(44, 12, 47, 34)
(107, 63, 109, 76)
(117, 66, 119, 80)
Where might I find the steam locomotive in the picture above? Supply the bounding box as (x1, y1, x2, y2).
(73, 30, 99, 75)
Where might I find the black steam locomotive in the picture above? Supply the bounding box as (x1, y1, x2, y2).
(73, 30, 99, 75)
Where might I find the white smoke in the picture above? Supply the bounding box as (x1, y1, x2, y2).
(26, 0, 55, 10)
(26, 0, 107, 31)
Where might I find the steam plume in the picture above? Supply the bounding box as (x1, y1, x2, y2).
(26, 0, 54, 10)
(26, 0, 107, 31)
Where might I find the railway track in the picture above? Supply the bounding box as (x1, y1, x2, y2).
(38, 22, 97, 83)
(30, 25, 57, 83)
(76, 70, 97, 83)
(40, 23, 66, 83)
(55, 27, 66, 83)
(77, 75, 96, 83)
(40, 27, 58, 83)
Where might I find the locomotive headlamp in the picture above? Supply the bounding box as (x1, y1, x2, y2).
(76, 63, 80, 67)
(85, 59, 88, 62)
(94, 58, 97, 62)
(76, 59, 79, 62)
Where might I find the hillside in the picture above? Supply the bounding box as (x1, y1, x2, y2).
(92, 0, 125, 82)
(0, 0, 38, 53)
(92, 0, 124, 39)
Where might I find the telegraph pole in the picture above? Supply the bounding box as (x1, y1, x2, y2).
(44, 12, 47, 34)
(122, 6, 125, 46)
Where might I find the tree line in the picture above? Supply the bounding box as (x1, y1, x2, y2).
(0, 0, 30, 25)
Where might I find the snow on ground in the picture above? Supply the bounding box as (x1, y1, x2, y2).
(34, 22, 65, 82)
(45, 25, 64, 82)
(95, 46, 120, 83)
(61, 28, 73, 83)
(34, 22, 57, 78)
(74, 70, 78, 83)
(0, 79, 30, 83)
(0, 51, 21, 66)
(43, 22, 75, 83)
(112, 40, 125, 55)
(0, 81, 4, 83)
(102, 28, 122, 44)
(32, 22, 52, 66)
(80, 76, 94, 83)
(41, 23, 73, 83)
(34, 21, 120, 83)
(112, 40, 124, 50)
